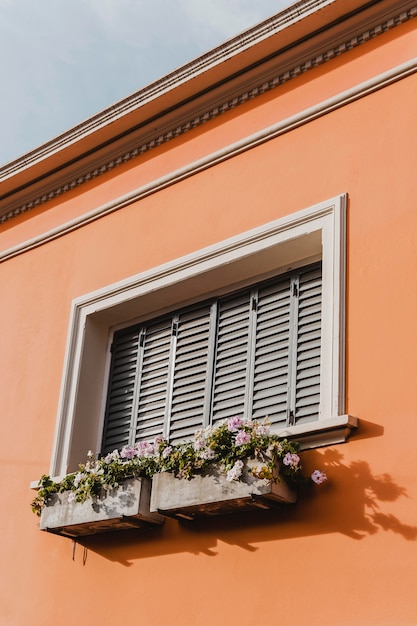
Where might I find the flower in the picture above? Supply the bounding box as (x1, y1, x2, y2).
(253, 422, 270, 436)
(134, 441, 155, 457)
(73, 472, 86, 488)
(162, 446, 172, 458)
(104, 450, 119, 464)
(311, 470, 327, 484)
(120, 446, 136, 460)
(283, 453, 300, 467)
(226, 460, 244, 482)
(227, 416, 243, 432)
(31, 417, 328, 516)
(201, 447, 215, 460)
(193, 431, 206, 451)
(235, 430, 251, 446)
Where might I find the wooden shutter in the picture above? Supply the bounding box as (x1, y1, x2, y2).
(168, 304, 213, 442)
(101, 326, 140, 454)
(294, 264, 322, 424)
(102, 262, 322, 452)
(210, 292, 252, 425)
(135, 318, 173, 441)
(252, 276, 292, 426)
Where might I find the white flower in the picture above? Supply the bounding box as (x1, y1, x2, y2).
(73, 472, 85, 488)
(226, 460, 244, 482)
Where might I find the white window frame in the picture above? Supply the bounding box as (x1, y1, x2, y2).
(49, 194, 356, 478)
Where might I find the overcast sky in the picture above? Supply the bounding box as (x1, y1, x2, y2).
(0, 0, 295, 167)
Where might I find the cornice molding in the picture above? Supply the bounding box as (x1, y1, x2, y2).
(0, 0, 335, 182)
(1, 55, 416, 264)
(1, 3, 416, 226)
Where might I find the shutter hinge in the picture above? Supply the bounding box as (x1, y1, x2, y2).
(288, 409, 295, 426)
(172, 320, 179, 336)
(292, 282, 298, 297)
(139, 331, 146, 347)
(252, 296, 258, 311)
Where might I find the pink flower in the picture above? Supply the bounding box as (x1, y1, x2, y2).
(162, 446, 172, 459)
(227, 416, 243, 432)
(235, 430, 251, 446)
(134, 441, 155, 457)
(283, 453, 300, 467)
(253, 422, 269, 436)
(120, 446, 136, 460)
(311, 470, 327, 484)
(193, 437, 205, 451)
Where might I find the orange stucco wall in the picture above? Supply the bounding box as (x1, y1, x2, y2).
(1, 19, 417, 626)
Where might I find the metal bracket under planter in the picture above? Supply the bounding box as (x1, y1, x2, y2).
(40, 478, 164, 538)
(150, 462, 297, 520)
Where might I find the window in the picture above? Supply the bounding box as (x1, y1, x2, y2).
(49, 195, 356, 479)
(102, 264, 322, 454)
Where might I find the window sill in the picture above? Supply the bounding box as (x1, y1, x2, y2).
(280, 414, 358, 450)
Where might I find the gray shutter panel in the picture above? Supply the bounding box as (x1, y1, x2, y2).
(102, 263, 322, 452)
(294, 264, 322, 424)
(168, 304, 213, 442)
(135, 318, 173, 441)
(210, 292, 251, 425)
(252, 276, 292, 426)
(101, 327, 140, 454)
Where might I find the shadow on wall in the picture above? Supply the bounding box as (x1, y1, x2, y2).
(72, 419, 416, 566)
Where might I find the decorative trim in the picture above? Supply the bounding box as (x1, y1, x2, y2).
(1, 4, 416, 227)
(48, 195, 347, 478)
(1, 57, 417, 264)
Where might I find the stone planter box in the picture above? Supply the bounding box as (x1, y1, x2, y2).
(150, 460, 297, 520)
(40, 478, 164, 537)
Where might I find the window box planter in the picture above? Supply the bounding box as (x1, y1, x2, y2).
(40, 478, 164, 537)
(150, 460, 297, 520)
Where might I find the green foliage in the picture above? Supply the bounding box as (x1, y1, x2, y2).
(31, 417, 325, 516)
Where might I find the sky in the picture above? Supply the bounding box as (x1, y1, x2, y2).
(0, 0, 295, 167)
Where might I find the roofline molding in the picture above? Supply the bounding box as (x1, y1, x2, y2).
(1, 55, 416, 263)
(1, 0, 416, 225)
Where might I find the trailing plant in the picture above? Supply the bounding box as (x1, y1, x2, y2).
(31, 417, 327, 516)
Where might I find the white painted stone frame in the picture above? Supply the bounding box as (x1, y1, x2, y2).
(49, 194, 356, 479)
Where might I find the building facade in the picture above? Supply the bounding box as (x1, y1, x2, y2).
(1, 1, 417, 624)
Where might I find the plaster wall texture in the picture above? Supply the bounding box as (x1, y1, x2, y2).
(0, 16, 416, 626)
